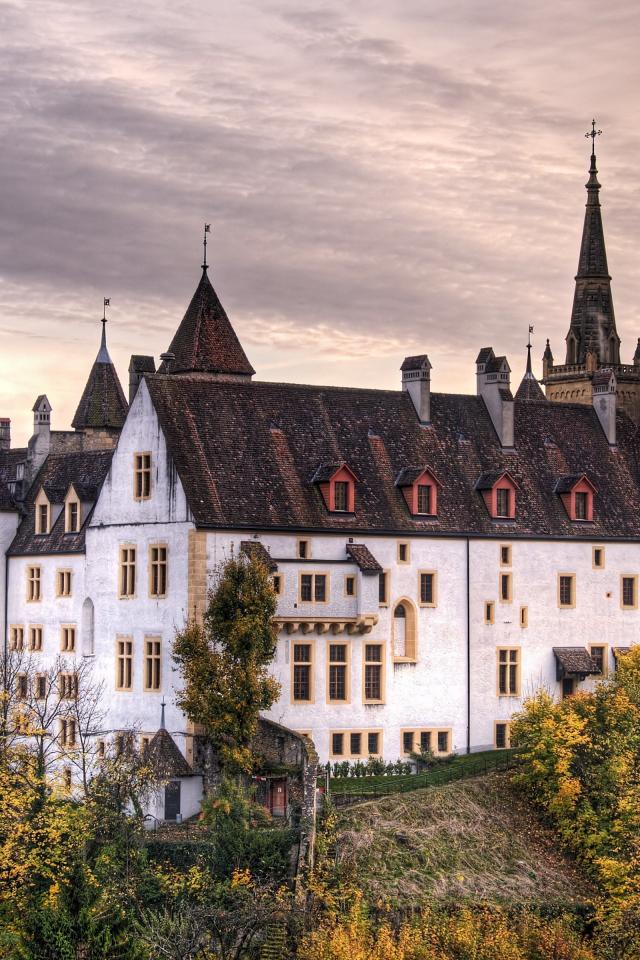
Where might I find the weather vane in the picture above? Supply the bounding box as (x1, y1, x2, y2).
(102, 297, 110, 326)
(527, 325, 534, 348)
(585, 119, 602, 155)
(203, 223, 211, 269)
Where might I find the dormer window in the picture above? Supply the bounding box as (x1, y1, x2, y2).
(475, 471, 520, 520)
(554, 475, 596, 522)
(395, 466, 442, 517)
(34, 488, 51, 535)
(67, 501, 79, 533)
(311, 462, 358, 514)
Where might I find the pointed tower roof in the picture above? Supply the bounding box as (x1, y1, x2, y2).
(162, 268, 255, 377)
(515, 343, 546, 401)
(72, 322, 128, 430)
(565, 130, 619, 365)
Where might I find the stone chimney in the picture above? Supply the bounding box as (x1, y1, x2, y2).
(476, 348, 514, 448)
(129, 355, 156, 405)
(401, 355, 431, 425)
(592, 368, 616, 446)
(26, 395, 52, 485)
(0, 418, 9, 451)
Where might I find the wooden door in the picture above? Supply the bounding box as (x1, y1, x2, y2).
(164, 781, 181, 820)
(271, 779, 286, 817)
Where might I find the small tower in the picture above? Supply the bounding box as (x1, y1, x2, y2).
(401, 355, 431, 425)
(72, 310, 128, 449)
(25, 395, 52, 485)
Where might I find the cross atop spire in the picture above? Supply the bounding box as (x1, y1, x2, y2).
(585, 119, 602, 157)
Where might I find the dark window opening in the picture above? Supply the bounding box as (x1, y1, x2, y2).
(403, 732, 413, 754)
(379, 572, 387, 603)
(332, 733, 344, 756)
(496, 488, 509, 517)
(367, 732, 379, 755)
(622, 577, 636, 608)
(417, 484, 431, 514)
(334, 481, 348, 512)
(590, 646, 604, 673)
(350, 733, 361, 755)
(560, 576, 573, 606)
(437, 731, 448, 753)
(300, 574, 312, 602)
(495, 723, 507, 749)
(420, 731, 431, 752)
(315, 575, 326, 602)
(420, 573, 434, 604)
(574, 492, 587, 520)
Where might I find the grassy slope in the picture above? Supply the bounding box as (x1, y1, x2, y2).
(335, 772, 595, 910)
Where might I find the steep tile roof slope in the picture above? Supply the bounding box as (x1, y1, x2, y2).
(346, 544, 382, 571)
(146, 728, 192, 777)
(553, 648, 601, 675)
(0, 448, 27, 483)
(145, 376, 640, 538)
(72, 327, 128, 430)
(8, 450, 114, 555)
(0, 478, 17, 512)
(162, 269, 255, 377)
(515, 373, 546, 401)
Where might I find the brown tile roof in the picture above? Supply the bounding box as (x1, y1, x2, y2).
(147, 728, 192, 777)
(476, 348, 493, 364)
(554, 475, 594, 494)
(0, 478, 17, 512)
(144, 375, 640, 538)
(515, 373, 546, 401)
(72, 340, 128, 431)
(346, 543, 382, 572)
(395, 465, 441, 487)
(485, 356, 508, 374)
(162, 269, 255, 377)
(240, 540, 278, 572)
(0, 448, 27, 483)
(400, 355, 429, 371)
(311, 462, 348, 483)
(8, 450, 114, 556)
(474, 470, 520, 491)
(553, 647, 601, 675)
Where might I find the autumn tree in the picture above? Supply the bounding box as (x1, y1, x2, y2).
(172, 548, 281, 772)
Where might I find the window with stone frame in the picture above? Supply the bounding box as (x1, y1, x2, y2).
(10, 626, 24, 651)
(364, 644, 383, 702)
(622, 576, 638, 609)
(497, 648, 519, 696)
(37, 502, 49, 535)
(29, 625, 43, 652)
(149, 545, 168, 598)
(144, 638, 162, 691)
(299, 572, 328, 603)
(35, 674, 46, 700)
(59, 717, 76, 748)
(56, 569, 72, 598)
(27, 566, 41, 602)
(134, 453, 152, 500)
(58, 672, 79, 701)
(116, 639, 133, 691)
(495, 722, 510, 749)
(328, 644, 348, 702)
(60, 626, 76, 653)
(16, 673, 28, 700)
(293, 644, 313, 702)
(66, 500, 79, 534)
(558, 574, 575, 608)
(119, 547, 137, 598)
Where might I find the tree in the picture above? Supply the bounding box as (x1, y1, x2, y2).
(172, 549, 281, 772)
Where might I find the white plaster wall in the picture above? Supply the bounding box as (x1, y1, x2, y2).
(0, 509, 19, 641)
(205, 531, 469, 764)
(470, 538, 640, 750)
(144, 776, 204, 824)
(6, 551, 87, 663)
(87, 382, 193, 745)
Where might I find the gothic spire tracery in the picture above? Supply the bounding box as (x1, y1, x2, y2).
(565, 126, 620, 366)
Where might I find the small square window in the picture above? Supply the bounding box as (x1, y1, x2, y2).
(398, 542, 410, 564)
(593, 547, 605, 569)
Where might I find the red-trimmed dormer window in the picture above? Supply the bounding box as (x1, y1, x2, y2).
(395, 466, 442, 517)
(311, 462, 359, 513)
(475, 471, 520, 519)
(555, 475, 596, 521)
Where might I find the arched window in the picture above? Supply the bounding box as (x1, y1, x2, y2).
(392, 599, 417, 662)
(82, 597, 94, 656)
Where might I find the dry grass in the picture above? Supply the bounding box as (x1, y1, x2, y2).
(336, 772, 595, 909)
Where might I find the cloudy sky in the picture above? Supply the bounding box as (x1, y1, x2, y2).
(1, 0, 639, 444)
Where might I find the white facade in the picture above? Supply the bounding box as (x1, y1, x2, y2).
(5, 384, 640, 777)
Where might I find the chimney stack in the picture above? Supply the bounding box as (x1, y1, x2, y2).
(592, 368, 616, 446)
(476, 348, 514, 449)
(128, 355, 156, 405)
(401, 355, 431, 425)
(0, 418, 9, 451)
(26, 395, 52, 485)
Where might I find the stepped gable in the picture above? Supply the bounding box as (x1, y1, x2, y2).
(8, 450, 113, 556)
(72, 324, 128, 430)
(162, 268, 255, 377)
(144, 374, 640, 538)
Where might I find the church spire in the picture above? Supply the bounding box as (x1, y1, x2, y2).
(565, 122, 620, 366)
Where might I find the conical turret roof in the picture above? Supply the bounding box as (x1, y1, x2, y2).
(72, 324, 128, 430)
(163, 268, 255, 377)
(515, 343, 546, 400)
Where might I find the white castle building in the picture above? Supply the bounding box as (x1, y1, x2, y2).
(1, 147, 640, 810)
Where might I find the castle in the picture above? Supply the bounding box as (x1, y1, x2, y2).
(1, 142, 639, 820)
